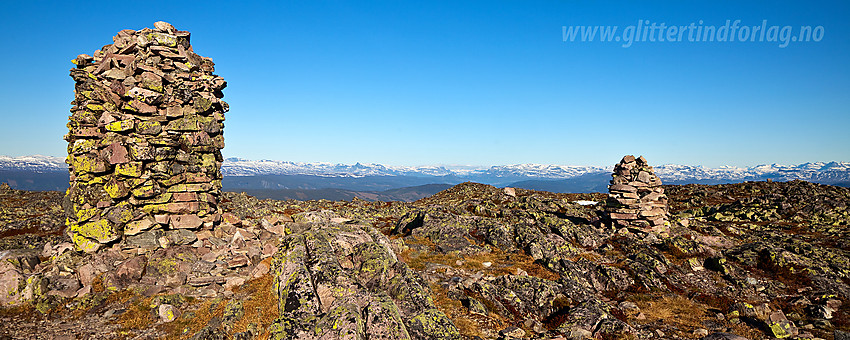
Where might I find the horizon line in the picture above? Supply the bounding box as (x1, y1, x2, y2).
(2, 154, 849, 171)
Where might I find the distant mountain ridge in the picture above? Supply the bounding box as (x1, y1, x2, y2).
(219, 157, 609, 179)
(0, 155, 66, 172)
(2, 155, 849, 193)
(654, 162, 850, 183)
(220, 158, 850, 184)
(241, 184, 453, 202)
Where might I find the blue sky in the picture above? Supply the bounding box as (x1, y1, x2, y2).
(1, 1, 847, 167)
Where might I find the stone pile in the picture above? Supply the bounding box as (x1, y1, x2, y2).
(0, 208, 286, 308)
(605, 155, 669, 229)
(64, 21, 228, 252)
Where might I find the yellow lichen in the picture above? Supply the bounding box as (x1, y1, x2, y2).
(116, 162, 144, 177)
(75, 208, 99, 223)
(78, 219, 117, 243)
(105, 120, 134, 132)
(104, 180, 128, 199)
(86, 103, 104, 111)
(69, 231, 101, 253)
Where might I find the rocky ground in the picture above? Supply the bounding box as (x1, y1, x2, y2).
(0, 180, 849, 339)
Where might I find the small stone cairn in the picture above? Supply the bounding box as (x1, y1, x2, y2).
(605, 155, 669, 229)
(64, 21, 228, 252)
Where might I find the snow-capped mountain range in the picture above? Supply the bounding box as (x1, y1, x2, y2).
(218, 158, 850, 184)
(2, 155, 849, 185)
(219, 158, 610, 179)
(653, 162, 850, 184)
(0, 155, 67, 172)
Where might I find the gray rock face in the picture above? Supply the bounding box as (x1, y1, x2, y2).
(391, 184, 636, 338)
(3, 180, 850, 339)
(271, 216, 460, 340)
(471, 275, 565, 321)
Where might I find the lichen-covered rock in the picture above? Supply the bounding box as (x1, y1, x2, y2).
(65, 22, 227, 251)
(406, 309, 462, 340)
(765, 310, 798, 339)
(395, 209, 485, 254)
(271, 216, 460, 339)
(470, 275, 566, 321)
(3, 178, 850, 339)
(0, 260, 24, 306)
(0, 249, 44, 306)
(555, 299, 632, 338)
(158, 303, 179, 322)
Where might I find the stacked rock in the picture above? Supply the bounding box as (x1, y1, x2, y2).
(605, 155, 669, 229)
(64, 21, 228, 252)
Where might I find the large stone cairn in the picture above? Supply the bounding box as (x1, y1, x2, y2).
(64, 21, 228, 252)
(605, 155, 669, 229)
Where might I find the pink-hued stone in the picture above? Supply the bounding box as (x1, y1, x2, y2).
(170, 214, 203, 229)
(103, 143, 130, 164)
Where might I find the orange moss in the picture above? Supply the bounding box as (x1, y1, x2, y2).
(429, 284, 481, 338)
(374, 216, 398, 235)
(633, 294, 761, 339)
(156, 274, 279, 339)
(429, 283, 515, 339)
(229, 274, 278, 339)
(397, 234, 560, 337)
(91, 274, 105, 293)
(634, 294, 706, 326)
(398, 236, 559, 281)
(162, 296, 228, 340)
(0, 304, 38, 321)
(568, 251, 602, 263)
(283, 207, 303, 216)
(116, 292, 155, 331)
